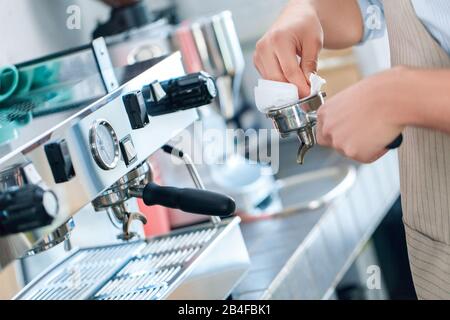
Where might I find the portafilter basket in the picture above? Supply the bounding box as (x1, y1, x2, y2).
(267, 92, 326, 165)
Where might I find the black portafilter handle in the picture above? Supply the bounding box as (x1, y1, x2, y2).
(142, 72, 217, 116)
(387, 134, 403, 149)
(139, 182, 235, 217)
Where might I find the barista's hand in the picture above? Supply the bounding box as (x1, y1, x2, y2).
(253, 0, 323, 97)
(101, 0, 138, 8)
(316, 67, 406, 163)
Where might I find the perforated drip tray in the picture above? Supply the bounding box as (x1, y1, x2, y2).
(15, 225, 223, 300)
(94, 228, 218, 301)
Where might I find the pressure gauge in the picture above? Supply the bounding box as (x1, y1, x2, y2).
(89, 120, 120, 170)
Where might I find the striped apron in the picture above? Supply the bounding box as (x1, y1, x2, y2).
(383, 0, 450, 299)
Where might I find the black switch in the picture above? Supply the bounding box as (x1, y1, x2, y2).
(123, 90, 149, 129)
(142, 72, 217, 117)
(120, 135, 138, 167)
(45, 139, 76, 183)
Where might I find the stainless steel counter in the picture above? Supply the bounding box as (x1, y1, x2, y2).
(232, 144, 400, 300)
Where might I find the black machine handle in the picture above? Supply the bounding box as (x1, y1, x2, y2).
(139, 182, 235, 217)
(142, 72, 217, 116)
(0, 185, 58, 237)
(386, 134, 403, 150)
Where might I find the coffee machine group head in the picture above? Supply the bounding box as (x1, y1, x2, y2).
(92, 159, 236, 240)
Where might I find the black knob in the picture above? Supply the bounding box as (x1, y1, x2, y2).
(140, 182, 235, 217)
(45, 139, 76, 183)
(0, 185, 59, 236)
(122, 91, 150, 129)
(142, 72, 217, 116)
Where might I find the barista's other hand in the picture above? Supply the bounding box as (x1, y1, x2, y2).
(316, 67, 406, 163)
(101, 0, 138, 8)
(253, 0, 323, 97)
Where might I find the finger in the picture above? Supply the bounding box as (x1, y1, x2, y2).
(253, 52, 267, 77)
(366, 149, 388, 163)
(260, 52, 288, 82)
(299, 38, 320, 83)
(315, 107, 332, 146)
(254, 40, 287, 82)
(275, 42, 310, 97)
(315, 119, 332, 147)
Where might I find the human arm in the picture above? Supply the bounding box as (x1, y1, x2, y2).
(253, 0, 365, 97)
(316, 66, 450, 163)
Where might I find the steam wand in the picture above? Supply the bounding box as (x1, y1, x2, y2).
(161, 145, 222, 225)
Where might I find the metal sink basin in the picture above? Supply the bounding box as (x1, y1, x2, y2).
(271, 164, 356, 216)
(244, 139, 357, 218)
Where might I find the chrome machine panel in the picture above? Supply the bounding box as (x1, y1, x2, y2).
(0, 52, 198, 273)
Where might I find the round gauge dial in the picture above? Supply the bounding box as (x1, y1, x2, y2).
(89, 120, 120, 170)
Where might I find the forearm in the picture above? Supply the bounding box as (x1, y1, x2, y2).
(305, 0, 364, 49)
(395, 67, 450, 134)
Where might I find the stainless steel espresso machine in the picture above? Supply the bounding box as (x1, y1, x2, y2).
(91, 3, 282, 218)
(0, 33, 249, 300)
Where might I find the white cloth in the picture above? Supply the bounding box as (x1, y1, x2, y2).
(254, 74, 326, 113)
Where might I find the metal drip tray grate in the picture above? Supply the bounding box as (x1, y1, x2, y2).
(140, 228, 218, 254)
(94, 266, 181, 300)
(16, 226, 221, 300)
(18, 242, 145, 300)
(94, 228, 218, 300)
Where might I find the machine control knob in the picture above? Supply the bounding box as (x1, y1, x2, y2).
(0, 185, 59, 236)
(122, 91, 150, 129)
(45, 139, 76, 183)
(142, 72, 217, 116)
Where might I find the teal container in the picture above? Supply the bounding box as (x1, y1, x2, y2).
(0, 65, 19, 103)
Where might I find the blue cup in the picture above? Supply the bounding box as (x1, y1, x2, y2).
(0, 65, 19, 103)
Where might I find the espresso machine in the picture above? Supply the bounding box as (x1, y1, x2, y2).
(0, 32, 250, 300)
(90, 3, 282, 218)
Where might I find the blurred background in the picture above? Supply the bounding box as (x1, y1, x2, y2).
(0, 0, 389, 96)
